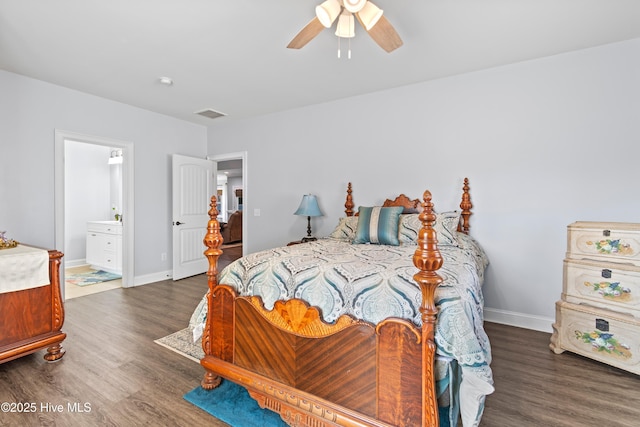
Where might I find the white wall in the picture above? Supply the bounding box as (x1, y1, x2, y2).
(0, 70, 207, 281)
(64, 141, 112, 264)
(206, 38, 640, 331)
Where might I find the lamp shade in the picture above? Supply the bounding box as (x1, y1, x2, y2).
(335, 11, 355, 38)
(358, 2, 383, 30)
(294, 195, 323, 217)
(315, 0, 341, 28)
(343, 0, 367, 13)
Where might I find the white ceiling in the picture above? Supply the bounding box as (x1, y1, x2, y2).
(2, 1, 639, 126)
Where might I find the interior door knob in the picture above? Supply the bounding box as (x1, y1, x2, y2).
(174, 221, 184, 226)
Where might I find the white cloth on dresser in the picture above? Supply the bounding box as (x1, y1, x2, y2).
(0, 245, 49, 293)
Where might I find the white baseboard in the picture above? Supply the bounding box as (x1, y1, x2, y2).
(65, 259, 87, 268)
(132, 270, 173, 287)
(484, 307, 554, 333)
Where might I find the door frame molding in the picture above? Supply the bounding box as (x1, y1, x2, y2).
(208, 151, 247, 255)
(54, 129, 135, 289)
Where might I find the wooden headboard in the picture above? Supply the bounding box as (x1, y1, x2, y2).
(382, 194, 421, 211)
(343, 178, 473, 234)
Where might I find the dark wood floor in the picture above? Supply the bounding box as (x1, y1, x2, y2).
(482, 322, 639, 427)
(1, 243, 638, 426)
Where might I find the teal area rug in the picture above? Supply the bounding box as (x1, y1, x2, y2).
(184, 382, 287, 427)
(66, 269, 121, 286)
(185, 382, 450, 427)
(155, 330, 285, 426)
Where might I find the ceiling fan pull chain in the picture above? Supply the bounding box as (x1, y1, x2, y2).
(337, 35, 352, 59)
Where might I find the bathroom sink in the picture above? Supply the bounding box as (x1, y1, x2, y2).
(90, 220, 122, 225)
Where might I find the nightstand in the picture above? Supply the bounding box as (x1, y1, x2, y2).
(288, 237, 317, 246)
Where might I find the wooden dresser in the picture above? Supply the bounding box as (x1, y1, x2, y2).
(0, 247, 66, 363)
(550, 221, 640, 375)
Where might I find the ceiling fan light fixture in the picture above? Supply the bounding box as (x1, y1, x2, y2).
(343, 0, 368, 13)
(335, 11, 355, 38)
(315, 0, 341, 28)
(358, 2, 383, 30)
(288, 0, 402, 53)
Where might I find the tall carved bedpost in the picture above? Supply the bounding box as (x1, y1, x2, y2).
(201, 195, 224, 389)
(458, 177, 472, 234)
(44, 249, 66, 362)
(412, 191, 443, 427)
(345, 182, 355, 217)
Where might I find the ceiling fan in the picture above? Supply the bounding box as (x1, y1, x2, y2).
(287, 0, 403, 53)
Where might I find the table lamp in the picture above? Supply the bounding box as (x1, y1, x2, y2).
(294, 194, 323, 242)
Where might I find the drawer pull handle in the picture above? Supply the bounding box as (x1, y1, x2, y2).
(595, 318, 609, 332)
(602, 229, 611, 237)
(601, 269, 612, 279)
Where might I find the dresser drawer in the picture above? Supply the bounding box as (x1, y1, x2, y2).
(550, 300, 640, 375)
(563, 259, 640, 318)
(87, 221, 122, 235)
(566, 221, 640, 266)
(102, 250, 121, 270)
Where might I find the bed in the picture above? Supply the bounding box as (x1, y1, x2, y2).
(191, 179, 493, 426)
(0, 245, 66, 364)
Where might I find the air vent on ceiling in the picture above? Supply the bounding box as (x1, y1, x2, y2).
(195, 108, 227, 120)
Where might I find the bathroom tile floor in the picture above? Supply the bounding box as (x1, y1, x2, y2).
(64, 265, 121, 300)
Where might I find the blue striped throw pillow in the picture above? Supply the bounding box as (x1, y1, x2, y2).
(353, 206, 404, 246)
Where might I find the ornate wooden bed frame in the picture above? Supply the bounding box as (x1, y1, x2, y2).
(0, 249, 66, 364)
(200, 179, 473, 427)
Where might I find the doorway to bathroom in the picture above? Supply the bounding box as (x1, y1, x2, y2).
(54, 130, 134, 299)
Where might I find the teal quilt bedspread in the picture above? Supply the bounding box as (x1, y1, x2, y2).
(190, 233, 493, 426)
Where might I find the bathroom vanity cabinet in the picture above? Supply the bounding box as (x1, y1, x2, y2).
(86, 221, 122, 275)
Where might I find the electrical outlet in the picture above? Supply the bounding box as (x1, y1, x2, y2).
(254, 208, 261, 217)
(161, 253, 167, 261)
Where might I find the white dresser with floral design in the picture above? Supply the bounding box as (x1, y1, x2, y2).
(550, 221, 640, 375)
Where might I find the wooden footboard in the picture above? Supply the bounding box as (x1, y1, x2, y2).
(0, 249, 66, 364)
(200, 181, 472, 426)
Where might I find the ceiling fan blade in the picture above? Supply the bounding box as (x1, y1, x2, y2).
(287, 17, 326, 49)
(358, 14, 403, 53)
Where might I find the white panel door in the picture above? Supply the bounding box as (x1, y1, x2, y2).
(172, 154, 216, 280)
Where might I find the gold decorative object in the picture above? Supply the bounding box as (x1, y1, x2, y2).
(0, 231, 18, 249)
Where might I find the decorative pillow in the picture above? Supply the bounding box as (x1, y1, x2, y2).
(398, 211, 461, 247)
(353, 206, 404, 246)
(328, 216, 359, 241)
